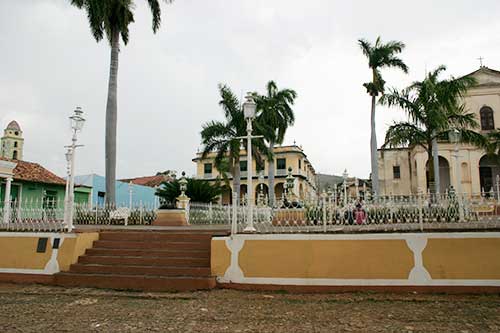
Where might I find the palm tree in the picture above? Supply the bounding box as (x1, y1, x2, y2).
(201, 84, 268, 205)
(252, 81, 297, 206)
(156, 178, 225, 205)
(70, 0, 173, 205)
(358, 37, 408, 196)
(380, 66, 484, 192)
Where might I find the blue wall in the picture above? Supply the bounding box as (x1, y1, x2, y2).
(74, 174, 158, 207)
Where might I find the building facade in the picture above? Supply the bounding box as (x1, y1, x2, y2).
(378, 66, 500, 196)
(74, 174, 159, 207)
(193, 145, 318, 204)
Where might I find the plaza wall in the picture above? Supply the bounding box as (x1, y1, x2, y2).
(0, 232, 98, 283)
(212, 232, 500, 292)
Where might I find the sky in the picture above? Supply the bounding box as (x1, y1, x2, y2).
(1, 0, 499, 180)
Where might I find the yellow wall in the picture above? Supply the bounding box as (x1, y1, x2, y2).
(0, 232, 98, 273)
(211, 239, 231, 277)
(238, 239, 413, 279)
(212, 233, 500, 287)
(0, 237, 53, 269)
(57, 233, 99, 271)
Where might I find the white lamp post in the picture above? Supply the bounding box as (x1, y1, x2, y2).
(343, 169, 348, 205)
(243, 93, 257, 232)
(64, 106, 85, 231)
(449, 128, 464, 222)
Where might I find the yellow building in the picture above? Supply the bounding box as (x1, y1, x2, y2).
(378, 66, 500, 196)
(193, 145, 318, 204)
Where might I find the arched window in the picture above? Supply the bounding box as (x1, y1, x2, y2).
(12, 150, 18, 160)
(480, 106, 495, 130)
(13, 142, 17, 148)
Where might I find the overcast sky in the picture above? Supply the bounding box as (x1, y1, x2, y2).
(1, 0, 499, 180)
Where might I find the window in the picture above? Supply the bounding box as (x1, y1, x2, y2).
(12, 151, 17, 160)
(480, 106, 495, 130)
(203, 163, 212, 174)
(240, 161, 247, 172)
(393, 165, 401, 179)
(14, 131, 19, 136)
(298, 159, 302, 170)
(13, 142, 17, 148)
(276, 158, 286, 170)
(97, 191, 105, 206)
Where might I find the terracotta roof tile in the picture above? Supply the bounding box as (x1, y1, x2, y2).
(0, 157, 65, 185)
(120, 174, 172, 188)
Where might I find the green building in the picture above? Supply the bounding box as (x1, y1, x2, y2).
(0, 120, 90, 210)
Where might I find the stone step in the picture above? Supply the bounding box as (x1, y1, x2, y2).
(55, 273, 216, 292)
(86, 248, 209, 258)
(70, 263, 211, 277)
(78, 255, 209, 267)
(93, 240, 210, 250)
(99, 232, 213, 242)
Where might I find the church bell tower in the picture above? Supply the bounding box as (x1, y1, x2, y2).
(1, 120, 24, 160)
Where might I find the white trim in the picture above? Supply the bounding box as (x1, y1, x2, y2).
(218, 277, 500, 287)
(215, 232, 500, 242)
(0, 232, 76, 238)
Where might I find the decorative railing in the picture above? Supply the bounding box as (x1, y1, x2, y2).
(0, 199, 158, 231)
(188, 192, 500, 233)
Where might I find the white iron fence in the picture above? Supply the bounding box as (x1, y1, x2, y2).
(187, 192, 500, 233)
(0, 199, 158, 231)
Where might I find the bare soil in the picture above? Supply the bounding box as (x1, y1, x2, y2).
(0, 283, 498, 332)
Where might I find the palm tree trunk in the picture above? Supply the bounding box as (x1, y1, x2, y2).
(267, 140, 275, 207)
(431, 134, 440, 194)
(105, 30, 120, 206)
(233, 155, 241, 205)
(370, 95, 379, 196)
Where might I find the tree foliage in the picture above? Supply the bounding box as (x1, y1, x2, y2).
(156, 178, 225, 205)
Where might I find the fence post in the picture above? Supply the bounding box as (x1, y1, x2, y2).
(418, 189, 424, 232)
(209, 202, 213, 225)
(231, 192, 238, 236)
(139, 200, 143, 225)
(322, 191, 327, 233)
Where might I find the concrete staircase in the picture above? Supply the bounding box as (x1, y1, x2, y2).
(55, 230, 227, 291)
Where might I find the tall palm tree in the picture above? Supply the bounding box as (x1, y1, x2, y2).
(201, 84, 268, 204)
(358, 37, 408, 196)
(252, 81, 297, 206)
(70, 0, 173, 205)
(380, 66, 483, 192)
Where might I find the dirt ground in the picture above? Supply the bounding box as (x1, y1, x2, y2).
(0, 284, 498, 332)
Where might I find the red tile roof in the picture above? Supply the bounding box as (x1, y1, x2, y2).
(0, 157, 65, 185)
(120, 174, 172, 188)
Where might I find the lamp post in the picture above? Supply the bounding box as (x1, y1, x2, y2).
(449, 128, 464, 222)
(63, 148, 72, 225)
(64, 106, 85, 231)
(343, 169, 348, 205)
(243, 93, 257, 232)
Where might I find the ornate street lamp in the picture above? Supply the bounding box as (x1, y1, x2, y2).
(449, 128, 464, 222)
(242, 93, 257, 232)
(64, 106, 85, 231)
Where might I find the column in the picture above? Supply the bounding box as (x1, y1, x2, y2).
(3, 177, 13, 225)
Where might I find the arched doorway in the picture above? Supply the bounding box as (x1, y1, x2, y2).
(275, 183, 284, 201)
(221, 187, 232, 205)
(426, 156, 450, 193)
(255, 183, 269, 204)
(479, 154, 500, 193)
(240, 184, 247, 204)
